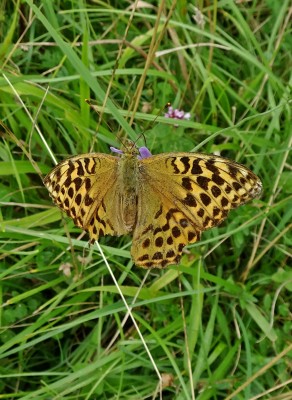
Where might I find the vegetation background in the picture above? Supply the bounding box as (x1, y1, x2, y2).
(0, 0, 291, 399)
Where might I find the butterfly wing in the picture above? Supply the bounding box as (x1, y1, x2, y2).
(132, 152, 262, 268)
(132, 186, 201, 268)
(44, 154, 130, 240)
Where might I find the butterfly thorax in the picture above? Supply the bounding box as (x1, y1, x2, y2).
(117, 152, 140, 231)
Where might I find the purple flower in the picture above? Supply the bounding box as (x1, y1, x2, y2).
(165, 106, 191, 127)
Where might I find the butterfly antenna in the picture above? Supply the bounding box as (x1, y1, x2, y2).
(86, 99, 129, 154)
(135, 102, 171, 147)
(134, 131, 147, 147)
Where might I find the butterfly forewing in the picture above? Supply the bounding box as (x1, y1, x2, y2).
(44, 154, 125, 238)
(146, 153, 261, 225)
(44, 143, 262, 268)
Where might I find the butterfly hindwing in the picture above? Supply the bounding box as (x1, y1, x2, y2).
(132, 185, 201, 267)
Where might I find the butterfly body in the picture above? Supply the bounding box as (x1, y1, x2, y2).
(117, 149, 141, 231)
(44, 141, 262, 268)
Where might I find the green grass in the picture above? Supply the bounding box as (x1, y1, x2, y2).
(0, 1, 291, 399)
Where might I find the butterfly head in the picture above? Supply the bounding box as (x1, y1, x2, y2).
(110, 140, 152, 159)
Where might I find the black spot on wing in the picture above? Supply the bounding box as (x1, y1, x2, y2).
(213, 207, 220, 217)
(155, 205, 163, 219)
(191, 159, 203, 174)
(85, 194, 93, 206)
(142, 224, 153, 235)
(165, 208, 179, 220)
(233, 182, 242, 191)
(75, 193, 82, 206)
(228, 165, 239, 179)
(162, 222, 170, 231)
(180, 157, 191, 173)
(166, 250, 175, 258)
(73, 177, 82, 191)
(83, 158, 95, 174)
(182, 193, 197, 207)
(77, 160, 84, 176)
(205, 160, 218, 173)
(142, 238, 150, 248)
(178, 243, 184, 252)
(155, 237, 163, 247)
(197, 176, 210, 190)
(172, 226, 181, 238)
(221, 197, 228, 207)
(200, 193, 211, 206)
(152, 252, 163, 260)
(182, 177, 192, 190)
(85, 177, 91, 190)
(188, 231, 197, 241)
(225, 185, 232, 194)
(68, 187, 74, 199)
(197, 208, 204, 217)
(154, 227, 162, 235)
(212, 174, 225, 186)
(138, 254, 150, 262)
(211, 185, 221, 198)
(67, 160, 75, 175)
(180, 218, 188, 227)
(170, 157, 180, 173)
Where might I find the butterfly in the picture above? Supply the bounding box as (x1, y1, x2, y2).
(44, 140, 262, 268)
